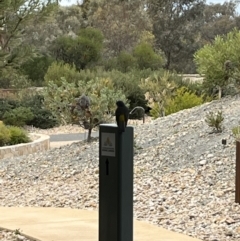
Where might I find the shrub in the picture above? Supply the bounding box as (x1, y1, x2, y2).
(7, 126, 31, 145)
(3, 107, 34, 127)
(115, 51, 136, 72)
(20, 56, 54, 86)
(133, 42, 164, 70)
(165, 87, 204, 115)
(205, 110, 224, 133)
(0, 122, 11, 146)
(0, 98, 20, 119)
(26, 109, 59, 129)
(20, 94, 59, 129)
(149, 102, 161, 119)
(44, 61, 81, 87)
(232, 125, 240, 140)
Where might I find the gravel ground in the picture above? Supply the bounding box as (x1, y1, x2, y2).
(1, 97, 240, 241)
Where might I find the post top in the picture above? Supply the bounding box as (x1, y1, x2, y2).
(100, 123, 133, 129)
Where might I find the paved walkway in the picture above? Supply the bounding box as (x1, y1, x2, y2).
(49, 132, 99, 149)
(0, 207, 202, 241)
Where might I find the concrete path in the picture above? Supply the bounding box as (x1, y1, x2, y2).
(49, 132, 99, 149)
(0, 207, 202, 241)
(49, 132, 99, 142)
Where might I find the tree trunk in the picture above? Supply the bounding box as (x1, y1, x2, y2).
(87, 128, 92, 142)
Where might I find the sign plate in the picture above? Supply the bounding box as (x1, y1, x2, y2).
(101, 132, 115, 157)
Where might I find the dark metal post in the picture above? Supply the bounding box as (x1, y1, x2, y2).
(99, 124, 134, 241)
(236, 141, 240, 203)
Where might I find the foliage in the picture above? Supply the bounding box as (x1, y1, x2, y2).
(110, 70, 147, 118)
(20, 94, 59, 129)
(50, 27, 104, 70)
(140, 71, 177, 117)
(28, 109, 59, 129)
(0, 121, 11, 146)
(133, 42, 164, 70)
(232, 125, 240, 140)
(201, 1, 239, 44)
(44, 61, 81, 86)
(20, 56, 54, 86)
(70, 77, 128, 141)
(194, 29, 240, 99)
(43, 79, 79, 124)
(89, 0, 152, 58)
(115, 51, 136, 72)
(0, 0, 58, 70)
(7, 126, 30, 145)
(3, 107, 34, 127)
(147, 0, 205, 72)
(165, 87, 204, 115)
(0, 98, 20, 120)
(205, 110, 224, 133)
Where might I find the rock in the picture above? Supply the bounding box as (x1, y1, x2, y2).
(199, 160, 207, 165)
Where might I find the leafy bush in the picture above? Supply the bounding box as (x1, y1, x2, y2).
(115, 51, 136, 72)
(20, 94, 59, 129)
(7, 126, 31, 145)
(205, 110, 224, 133)
(165, 87, 204, 115)
(3, 107, 34, 127)
(0, 122, 11, 146)
(0, 98, 20, 119)
(133, 42, 164, 70)
(27, 109, 59, 129)
(20, 56, 54, 86)
(44, 61, 82, 87)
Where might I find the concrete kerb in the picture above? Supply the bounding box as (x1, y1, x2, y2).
(0, 133, 50, 160)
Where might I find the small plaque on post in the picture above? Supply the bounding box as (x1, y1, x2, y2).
(101, 132, 115, 157)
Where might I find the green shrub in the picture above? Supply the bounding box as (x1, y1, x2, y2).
(133, 42, 164, 70)
(165, 87, 204, 115)
(0, 98, 21, 119)
(232, 125, 240, 140)
(20, 56, 54, 86)
(205, 110, 224, 133)
(3, 107, 34, 127)
(26, 109, 59, 129)
(149, 102, 161, 119)
(44, 61, 81, 87)
(115, 51, 136, 72)
(20, 94, 59, 129)
(7, 126, 31, 145)
(0, 122, 11, 146)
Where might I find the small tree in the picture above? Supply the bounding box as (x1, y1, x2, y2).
(50, 27, 104, 70)
(43, 77, 127, 141)
(70, 78, 127, 141)
(194, 29, 240, 99)
(43, 78, 78, 124)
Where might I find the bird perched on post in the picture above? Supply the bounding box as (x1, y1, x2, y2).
(115, 100, 129, 133)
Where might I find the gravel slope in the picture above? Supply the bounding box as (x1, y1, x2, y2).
(1, 96, 240, 241)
